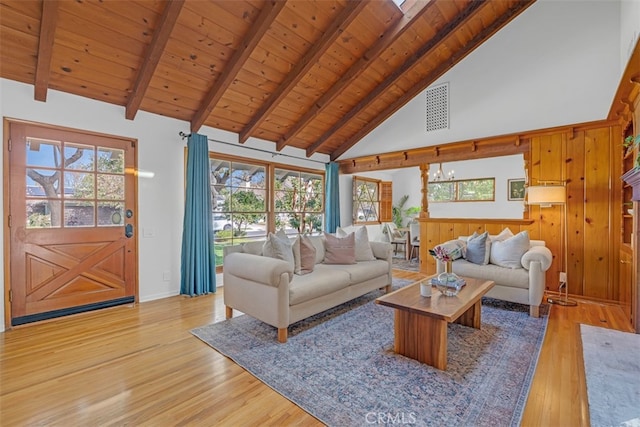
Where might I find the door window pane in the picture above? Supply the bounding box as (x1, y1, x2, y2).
(26, 138, 61, 168)
(26, 200, 61, 228)
(97, 174, 125, 200)
(64, 143, 95, 171)
(64, 171, 95, 199)
(64, 201, 95, 227)
(97, 147, 125, 173)
(98, 202, 124, 226)
(26, 169, 61, 198)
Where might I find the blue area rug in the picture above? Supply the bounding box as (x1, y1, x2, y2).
(192, 279, 548, 426)
(580, 324, 640, 427)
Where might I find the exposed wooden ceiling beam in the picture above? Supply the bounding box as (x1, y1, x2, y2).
(329, 0, 536, 161)
(34, 0, 59, 102)
(190, 0, 287, 133)
(275, 0, 433, 152)
(306, 0, 488, 158)
(238, 0, 368, 144)
(125, 0, 185, 120)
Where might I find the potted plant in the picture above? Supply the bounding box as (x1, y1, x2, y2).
(624, 134, 640, 169)
(622, 134, 640, 200)
(392, 195, 421, 228)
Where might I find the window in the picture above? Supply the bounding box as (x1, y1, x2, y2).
(353, 176, 392, 224)
(274, 168, 324, 236)
(26, 138, 125, 228)
(428, 178, 495, 202)
(208, 153, 324, 268)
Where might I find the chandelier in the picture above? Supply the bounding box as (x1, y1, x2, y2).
(432, 162, 454, 181)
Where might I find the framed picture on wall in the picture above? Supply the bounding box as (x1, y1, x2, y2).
(508, 179, 526, 201)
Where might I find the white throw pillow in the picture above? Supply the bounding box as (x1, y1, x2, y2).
(491, 227, 514, 242)
(336, 226, 375, 261)
(490, 231, 530, 269)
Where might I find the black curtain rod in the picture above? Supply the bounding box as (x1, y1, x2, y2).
(179, 131, 327, 165)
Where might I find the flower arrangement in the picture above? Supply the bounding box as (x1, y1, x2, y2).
(428, 245, 460, 263)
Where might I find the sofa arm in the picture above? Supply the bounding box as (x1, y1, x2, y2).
(224, 252, 293, 287)
(370, 241, 392, 261)
(521, 246, 552, 271)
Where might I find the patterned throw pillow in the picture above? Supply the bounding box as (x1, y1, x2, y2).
(336, 226, 375, 261)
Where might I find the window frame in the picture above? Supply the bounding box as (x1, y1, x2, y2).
(353, 175, 385, 224)
(427, 177, 495, 203)
(206, 152, 325, 270)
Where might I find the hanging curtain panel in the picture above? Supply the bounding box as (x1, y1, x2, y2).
(180, 133, 216, 296)
(325, 162, 340, 233)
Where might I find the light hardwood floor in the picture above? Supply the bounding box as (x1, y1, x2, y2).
(0, 269, 634, 426)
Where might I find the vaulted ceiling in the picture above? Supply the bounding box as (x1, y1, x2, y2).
(0, 0, 535, 160)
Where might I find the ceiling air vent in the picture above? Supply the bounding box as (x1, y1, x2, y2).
(425, 83, 449, 132)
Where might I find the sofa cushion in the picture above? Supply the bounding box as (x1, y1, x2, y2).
(490, 231, 530, 268)
(262, 231, 294, 269)
(289, 266, 351, 305)
(452, 259, 529, 289)
(293, 235, 316, 275)
(336, 226, 375, 261)
(326, 259, 390, 284)
(324, 232, 356, 264)
(465, 231, 490, 265)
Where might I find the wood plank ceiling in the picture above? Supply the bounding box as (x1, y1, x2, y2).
(0, 0, 535, 161)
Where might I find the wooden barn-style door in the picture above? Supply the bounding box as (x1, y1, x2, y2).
(6, 121, 138, 326)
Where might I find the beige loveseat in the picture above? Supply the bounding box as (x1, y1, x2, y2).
(434, 230, 552, 317)
(223, 232, 392, 342)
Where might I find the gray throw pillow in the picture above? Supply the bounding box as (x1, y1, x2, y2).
(465, 231, 490, 265)
(262, 230, 294, 270)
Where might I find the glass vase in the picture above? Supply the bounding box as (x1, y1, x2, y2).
(436, 270, 461, 296)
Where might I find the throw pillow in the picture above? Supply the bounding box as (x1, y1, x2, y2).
(490, 230, 530, 268)
(336, 226, 375, 261)
(293, 235, 317, 275)
(492, 227, 514, 242)
(262, 230, 294, 270)
(323, 232, 356, 265)
(465, 231, 490, 265)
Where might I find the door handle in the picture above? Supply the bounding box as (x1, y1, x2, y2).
(125, 224, 134, 238)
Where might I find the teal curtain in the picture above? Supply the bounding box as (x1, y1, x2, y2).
(325, 162, 340, 233)
(180, 133, 216, 296)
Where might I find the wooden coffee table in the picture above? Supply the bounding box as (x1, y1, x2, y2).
(375, 276, 495, 370)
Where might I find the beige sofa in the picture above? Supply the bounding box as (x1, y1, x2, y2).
(434, 233, 552, 317)
(223, 234, 393, 342)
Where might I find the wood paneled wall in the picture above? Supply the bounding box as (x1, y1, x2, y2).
(419, 123, 623, 301)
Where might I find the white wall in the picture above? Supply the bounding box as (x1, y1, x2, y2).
(620, 0, 640, 72)
(0, 79, 327, 332)
(343, 0, 622, 159)
(425, 155, 525, 219)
